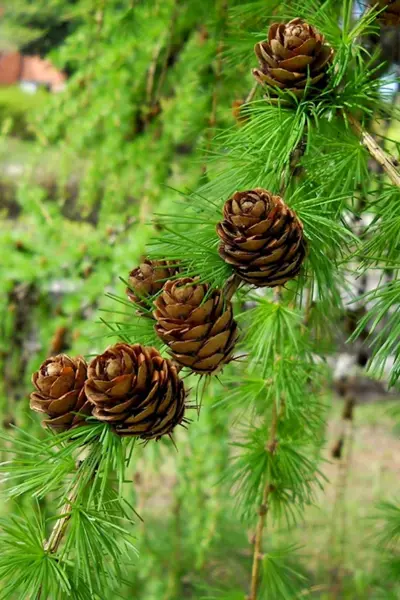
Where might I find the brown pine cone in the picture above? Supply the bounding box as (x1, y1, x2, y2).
(30, 355, 91, 432)
(153, 278, 239, 374)
(85, 343, 186, 440)
(126, 259, 178, 309)
(216, 189, 306, 287)
(253, 18, 334, 97)
(372, 0, 400, 26)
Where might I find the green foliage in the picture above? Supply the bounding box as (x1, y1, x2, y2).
(0, 422, 139, 599)
(1, 0, 399, 598)
(228, 420, 325, 524)
(0, 425, 76, 498)
(0, 506, 96, 600)
(240, 299, 305, 373)
(148, 190, 234, 289)
(353, 280, 400, 386)
(375, 501, 400, 548)
(0, 87, 49, 139)
(1, 0, 78, 55)
(63, 491, 138, 594)
(260, 544, 308, 600)
(361, 185, 400, 267)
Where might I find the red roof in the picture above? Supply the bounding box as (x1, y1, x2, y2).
(0, 51, 66, 91)
(0, 52, 22, 85)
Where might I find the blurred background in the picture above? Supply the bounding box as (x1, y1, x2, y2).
(0, 1, 399, 598)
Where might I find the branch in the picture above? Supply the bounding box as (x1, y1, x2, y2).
(329, 392, 356, 599)
(146, 40, 163, 110)
(203, 0, 229, 174)
(247, 399, 280, 600)
(44, 486, 77, 555)
(245, 82, 258, 104)
(246, 285, 283, 600)
(36, 478, 80, 600)
(347, 113, 400, 188)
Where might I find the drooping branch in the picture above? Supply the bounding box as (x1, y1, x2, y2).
(246, 286, 283, 600)
(329, 392, 356, 599)
(203, 0, 229, 173)
(36, 477, 80, 600)
(247, 398, 280, 600)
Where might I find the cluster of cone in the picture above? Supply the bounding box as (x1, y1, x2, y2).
(125, 186, 306, 362)
(30, 344, 187, 440)
(31, 185, 306, 439)
(30, 18, 315, 442)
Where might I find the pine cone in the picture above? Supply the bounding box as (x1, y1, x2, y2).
(253, 18, 333, 97)
(153, 278, 239, 374)
(85, 343, 186, 440)
(372, 0, 400, 26)
(30, 355, 91, 432)
(216, 188, 306, 287)
(127, 259, 178, 308)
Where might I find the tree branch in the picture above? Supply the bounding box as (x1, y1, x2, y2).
(44, 484, 77, 555)
(203, 0, 228, 174)
(247, 285, 283, 600)
(245, 82, 258, 104)
(36, 478, 80, 600)
(347, 113, 400, 188)
(247, 399, 280, 600)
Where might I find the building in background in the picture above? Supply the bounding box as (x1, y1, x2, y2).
(0, 51, 66, 92)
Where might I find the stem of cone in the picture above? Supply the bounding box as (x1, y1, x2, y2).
(224, 273, 242, 301)
(347, 113, 400, 188)
(245, 82, 258, 104)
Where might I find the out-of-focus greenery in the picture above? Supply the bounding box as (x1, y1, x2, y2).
(0, 0, 400, 599)
(0, 87, 49, 139)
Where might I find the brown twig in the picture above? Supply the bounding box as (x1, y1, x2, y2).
(146, 41, 163, 110)
(49, 326, 69, 356)
(246, 286, 283, 600)
(35, 481, 80, 599)
(245, 82, 258, 104)
(347, 113, 400, 188)
(202, 0, 228, 174)
(153, 0, 179, 102)
(302, 283, 314, 328)
(164, 495, 182, 600)
(44, 489, 76, 555)
(328, 393, 356, 599)
(247, 399, 280, 600)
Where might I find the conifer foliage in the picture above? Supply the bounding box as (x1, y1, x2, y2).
(1, 0, 400, 598)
